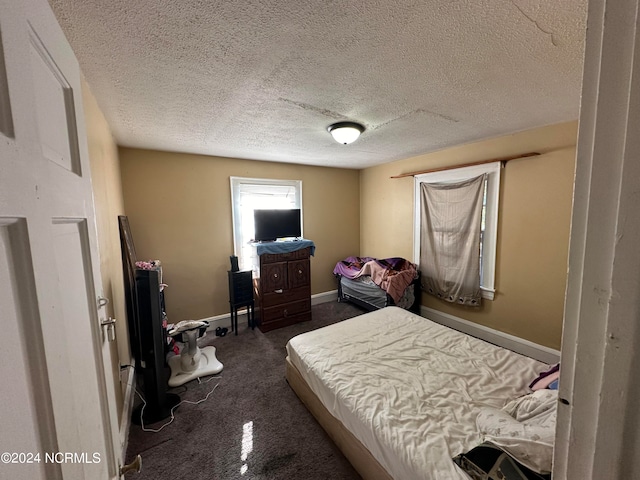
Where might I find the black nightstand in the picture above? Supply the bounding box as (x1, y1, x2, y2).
(228, 270, 255, 335)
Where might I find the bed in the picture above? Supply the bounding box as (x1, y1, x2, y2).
(285, 307, 555, 480)
(333, 256, 420, 313)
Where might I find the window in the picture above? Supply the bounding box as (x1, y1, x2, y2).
(230, 177, 303, 273)
(413, 162, 500, 300)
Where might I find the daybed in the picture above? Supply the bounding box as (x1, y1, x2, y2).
(285, 307, 555, 480)
(333, 256, 420, 313)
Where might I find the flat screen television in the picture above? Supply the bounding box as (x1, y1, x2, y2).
(254, 208, 301, 242)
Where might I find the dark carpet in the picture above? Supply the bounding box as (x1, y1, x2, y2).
(125, 301, 366, 479)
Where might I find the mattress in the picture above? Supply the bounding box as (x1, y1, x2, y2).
(286, 307, 548, 480)
(340, 275, 388, 309)
(340, 275, 416, 310)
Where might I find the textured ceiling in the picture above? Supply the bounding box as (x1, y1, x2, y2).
(49, 0, 587, 169)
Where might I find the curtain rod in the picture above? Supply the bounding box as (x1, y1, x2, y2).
(390, 152, 541, 179)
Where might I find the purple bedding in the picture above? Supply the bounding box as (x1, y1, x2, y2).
(333, 256, 418, 303)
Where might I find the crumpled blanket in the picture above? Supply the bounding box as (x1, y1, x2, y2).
(333, 256, 418, 303)
(476, 389, 558, 474)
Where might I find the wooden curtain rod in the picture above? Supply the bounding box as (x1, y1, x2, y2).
(390, 152, 541, 179)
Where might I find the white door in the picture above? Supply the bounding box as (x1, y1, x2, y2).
(0, 0, 120, 479)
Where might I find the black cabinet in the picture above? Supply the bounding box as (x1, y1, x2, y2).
(228, 270, 254, 335)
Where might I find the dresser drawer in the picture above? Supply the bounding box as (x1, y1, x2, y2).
(288, 259, 310, 289)
(260, 262, 287, 291)
(262, 298, 311, 323)
(258, 311, 312, 332)
(260, 246, 310, 264)
(262, 285, 310, 307)
(291, 247, 310, 260)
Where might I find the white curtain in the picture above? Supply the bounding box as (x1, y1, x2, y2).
(420, 174, 486, 306)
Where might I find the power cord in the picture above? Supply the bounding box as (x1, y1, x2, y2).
(135, 375, 222, 433)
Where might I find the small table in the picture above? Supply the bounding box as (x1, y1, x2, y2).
(228, 270, 255, 335)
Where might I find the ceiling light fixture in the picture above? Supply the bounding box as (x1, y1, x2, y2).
(327, 121, 365, 145)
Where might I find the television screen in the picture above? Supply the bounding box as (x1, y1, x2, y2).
(254, 209, 301, 242)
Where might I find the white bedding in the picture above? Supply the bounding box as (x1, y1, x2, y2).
(476, 389, 557, 473)
(286, 306, 548, 480)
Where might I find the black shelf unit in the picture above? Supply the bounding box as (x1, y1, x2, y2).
(228, 270, 254, 335)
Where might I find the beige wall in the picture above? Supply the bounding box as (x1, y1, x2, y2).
(119, 148, 360, 323)
(81, 78, 128, 422)
(360, 122, 577, 349)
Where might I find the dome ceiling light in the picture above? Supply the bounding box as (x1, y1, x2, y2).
(327, 121, 365, 145)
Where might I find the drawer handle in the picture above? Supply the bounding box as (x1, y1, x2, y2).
(274, 289, 283, 294)
(298, 269, 302, 274)
(283, 309, 288, 317)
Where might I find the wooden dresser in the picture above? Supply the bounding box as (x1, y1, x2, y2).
(255, 246, 311, 332)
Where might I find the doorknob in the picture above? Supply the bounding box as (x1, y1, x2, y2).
(101, 317, 116, 342)
(120, 454, 142, 475)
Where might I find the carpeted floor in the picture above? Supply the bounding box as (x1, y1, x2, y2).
(125, 300, 366, 479)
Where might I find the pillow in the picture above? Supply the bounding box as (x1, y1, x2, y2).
(529, 364, 560, 391)
(476, 390, 558, 474)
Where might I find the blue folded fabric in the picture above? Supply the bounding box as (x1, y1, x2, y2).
(256, 239, 315, 256)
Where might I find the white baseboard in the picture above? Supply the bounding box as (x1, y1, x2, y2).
(197, 290, 339, 332)
(312, 289, 338, 305)
(420, 305, 561, 364)
(199, 311, 238, 332)
(119, 364, 136, 463)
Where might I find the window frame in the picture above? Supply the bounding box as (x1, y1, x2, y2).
(413, 162, 500, 300)
(230, 176, 303, 271)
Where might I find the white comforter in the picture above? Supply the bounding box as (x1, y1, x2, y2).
(476, 389, 558, 474)
(286, 306, 548, 480)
